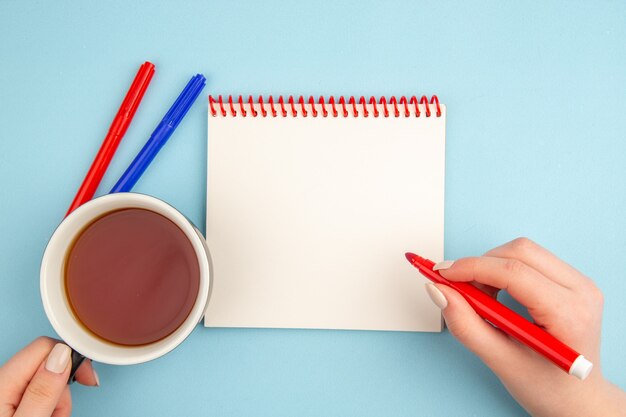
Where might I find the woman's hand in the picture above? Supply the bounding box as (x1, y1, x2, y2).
(425, 238, 626, 417)
(0, 337, 99, 417)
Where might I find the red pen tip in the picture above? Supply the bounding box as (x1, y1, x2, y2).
(405, 252, 431, 269)
(405, 252, 417, 264)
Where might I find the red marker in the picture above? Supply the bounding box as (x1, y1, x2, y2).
(66, 61, 155, 216)
(405, 252, 593, 380)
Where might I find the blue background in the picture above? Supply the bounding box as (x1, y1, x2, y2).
(1, 1, 624, 416)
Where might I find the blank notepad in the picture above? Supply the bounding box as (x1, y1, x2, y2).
(205, 95, 446, 332)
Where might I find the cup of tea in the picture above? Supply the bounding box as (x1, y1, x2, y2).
(40, 193, 212, 365)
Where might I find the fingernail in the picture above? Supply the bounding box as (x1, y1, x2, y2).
(45, 343, 71, 374)
(93, 368, 100, 387)
(425, 283, 448, 309)
(433, 260, 455, 271)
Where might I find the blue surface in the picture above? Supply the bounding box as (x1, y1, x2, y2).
(1, 1, 625, 416)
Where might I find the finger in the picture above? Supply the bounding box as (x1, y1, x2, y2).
(484, 237, 589, 289)
(426, 283, 526, 374)
(74, 359, 100, 387)
(0, 337, 58, 395)
(50, 386, 72, 417)
(14, 343, 72, 417)
(434, 256, 566, 313)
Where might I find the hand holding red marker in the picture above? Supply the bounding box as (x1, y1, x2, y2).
(405, 251, 592, 379)
(407, 238, 626, 416)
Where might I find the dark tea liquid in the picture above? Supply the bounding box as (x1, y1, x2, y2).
(64, 208, 200, 346)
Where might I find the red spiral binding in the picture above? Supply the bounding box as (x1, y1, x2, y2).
(288, 96, 297, 116)
(237, 96, 247, 117)
(430, 95, 442, 117)
(258, 95, 267, 117)
(278, 96, 287, 117)
(359, 96, 368, 117)
(267, 96, 277, 117)
(209, 95, 442, 118)
(248, 95, 258, 117)
(379, 97, 389, 117)
(420, 96, 430, 117)
(209, 95, 217, 116)
(399, 96, 409, 117)
(308, 96, 318, 117)
(409, 96, 420, 117)
(389, 96, 400, 117)
(348, 96, 358, 117)
(228, 95, 236, 116)
(369, 97, 379, 117)
(298, 96, 307, 117)
(338, 96, 349, 117)
(329, 96, 339, 117)
(216, 95, 225, 116)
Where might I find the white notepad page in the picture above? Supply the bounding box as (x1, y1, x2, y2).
(205, 97, 446, 332)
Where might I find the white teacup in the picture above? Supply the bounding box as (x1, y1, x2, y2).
(40, 193, 212, 365)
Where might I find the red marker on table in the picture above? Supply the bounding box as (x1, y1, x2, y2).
(66, 61, 155, 216)
(405, 252, 593, 380)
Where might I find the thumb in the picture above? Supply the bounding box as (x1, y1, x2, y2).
(426, 283, 525, 374)
(14, 343, 72, 417)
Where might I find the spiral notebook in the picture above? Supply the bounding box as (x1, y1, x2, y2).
(205, 95, 446, 332)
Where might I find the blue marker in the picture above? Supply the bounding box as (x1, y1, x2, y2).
(110, 74, 206, 193)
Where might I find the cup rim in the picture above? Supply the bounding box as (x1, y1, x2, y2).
(40, 193, 211, 365)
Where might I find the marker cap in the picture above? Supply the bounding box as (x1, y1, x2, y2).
(569, 355, 593, 380)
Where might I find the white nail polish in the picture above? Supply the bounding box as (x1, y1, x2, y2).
(93, 368, 100, 387)
(425, 283, 448, 309)
(433, 260, 455, 271)
(45, 343, 71, 374)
